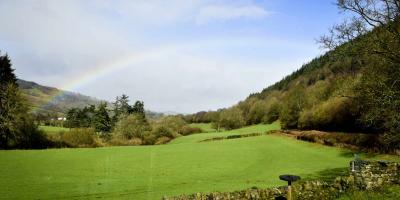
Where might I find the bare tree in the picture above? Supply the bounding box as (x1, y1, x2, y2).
(318, 0, 400, 63)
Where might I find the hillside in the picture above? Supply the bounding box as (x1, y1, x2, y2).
(18, 79, 166, 119)
(18, 79, 104, 115)
(186, 22, 400, 146)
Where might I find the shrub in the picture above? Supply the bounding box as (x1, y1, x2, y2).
(61, 128, 97, 147)
(179, 126, 202, 136)
(142, 125, 180, 145)
(215, 107, 245, 130)
(150, 125, 178, 139)
(13, 117, 51, 149)
(109, 136, 142, 146)
(113, 114, 151, 140)
(298, 97, 356, 131)
(154, 116, 186, 133)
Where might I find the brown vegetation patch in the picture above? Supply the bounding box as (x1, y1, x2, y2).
(277, 130, 382, 152)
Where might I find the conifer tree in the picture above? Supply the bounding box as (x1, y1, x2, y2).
(93, 102, 111, 133)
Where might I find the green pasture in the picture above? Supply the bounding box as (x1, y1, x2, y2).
(39, 125, 69, 134)
(1, 122, 393, 200)
(336, 185, 400, 200)
(173, 122, 281, 144)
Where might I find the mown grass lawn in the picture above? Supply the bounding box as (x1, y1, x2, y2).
(0, 123, 358, 200)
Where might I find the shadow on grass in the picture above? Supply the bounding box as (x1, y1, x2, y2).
(303, 167, 349, 183)
(339, 150, 357, 158)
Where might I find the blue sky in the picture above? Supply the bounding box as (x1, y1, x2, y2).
(0, 0, 346, 113)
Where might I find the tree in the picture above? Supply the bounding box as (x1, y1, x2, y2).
(113, 114, 151, 140)
(93, 102, 111, 133)
(319, 0, 400, 64)
(213, 107, 245, 130)
(112, 94, 132, 123)
(354, 60, 400, 150)
(119, 94, 132, 115)
(318, 0, 400, 151)
(65, 108, 80, 128)
(0, 53, 20, 149)
(132, 101, 145, 117)
(0, 53, 46, 149)
(0, 53, 16, 86)
(112, 96, 121, 124)
(280, 85, 308, 129)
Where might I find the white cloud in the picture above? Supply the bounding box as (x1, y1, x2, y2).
(0, 0, 320, 113)
(196, 4, 270, 25)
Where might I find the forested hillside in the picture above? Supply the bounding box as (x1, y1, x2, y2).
(185, 14, 400, 151)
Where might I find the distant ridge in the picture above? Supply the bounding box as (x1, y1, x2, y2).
(17, 79, 103, 115)
(17, 79, 167, 119)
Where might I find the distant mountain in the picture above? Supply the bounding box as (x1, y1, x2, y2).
(17, 79, 103, 115)
(18, 79, 167, 119)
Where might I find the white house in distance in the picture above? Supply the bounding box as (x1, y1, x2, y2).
(51, 117, 66, 121)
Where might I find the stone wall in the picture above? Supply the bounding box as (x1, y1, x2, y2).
(350, 160, 400, 189)
(163, 160, 399, 200)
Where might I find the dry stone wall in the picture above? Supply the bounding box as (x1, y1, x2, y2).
(163, 160, 399, 200)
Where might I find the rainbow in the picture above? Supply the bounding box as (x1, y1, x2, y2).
(31, 47, 173, 113)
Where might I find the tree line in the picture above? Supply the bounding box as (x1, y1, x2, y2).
(0, 52, 201, 149)
(59, 96, 202, 147)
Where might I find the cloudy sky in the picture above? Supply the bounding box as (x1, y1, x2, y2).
(0, 0, 345, 113)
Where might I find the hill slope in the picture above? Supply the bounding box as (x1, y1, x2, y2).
(17, 79, 103, 115)
(186, 24, 399, 140)
(18, 79, 166, 119)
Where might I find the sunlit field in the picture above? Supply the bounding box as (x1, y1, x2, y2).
(0, 123, 357, 200)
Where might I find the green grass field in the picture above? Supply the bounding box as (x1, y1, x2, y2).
(173, 122, 281, 144)
(39, 125, 70, 134)
(336, 185, 400, 200)
(0, 122, 386, 200)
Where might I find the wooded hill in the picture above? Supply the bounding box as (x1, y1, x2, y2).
(18, 79, 165, 119)
(18, 79, 103, 115)
(185, 19, 400, 151)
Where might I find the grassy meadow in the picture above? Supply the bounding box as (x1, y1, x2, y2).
(39, 125, 70, 134)
(0, 122, 384, 200)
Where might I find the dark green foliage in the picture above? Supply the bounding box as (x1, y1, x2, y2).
(132, 101, 145, 117)
(65, 106, 96, 128)
(92, 102, 111, 133)
(0, 53, 49, 149)
(13, 116, 50, 149)
(355, 60, 400, 151)
(0, 53, 16, 86)
(112, 95, 146, 124)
